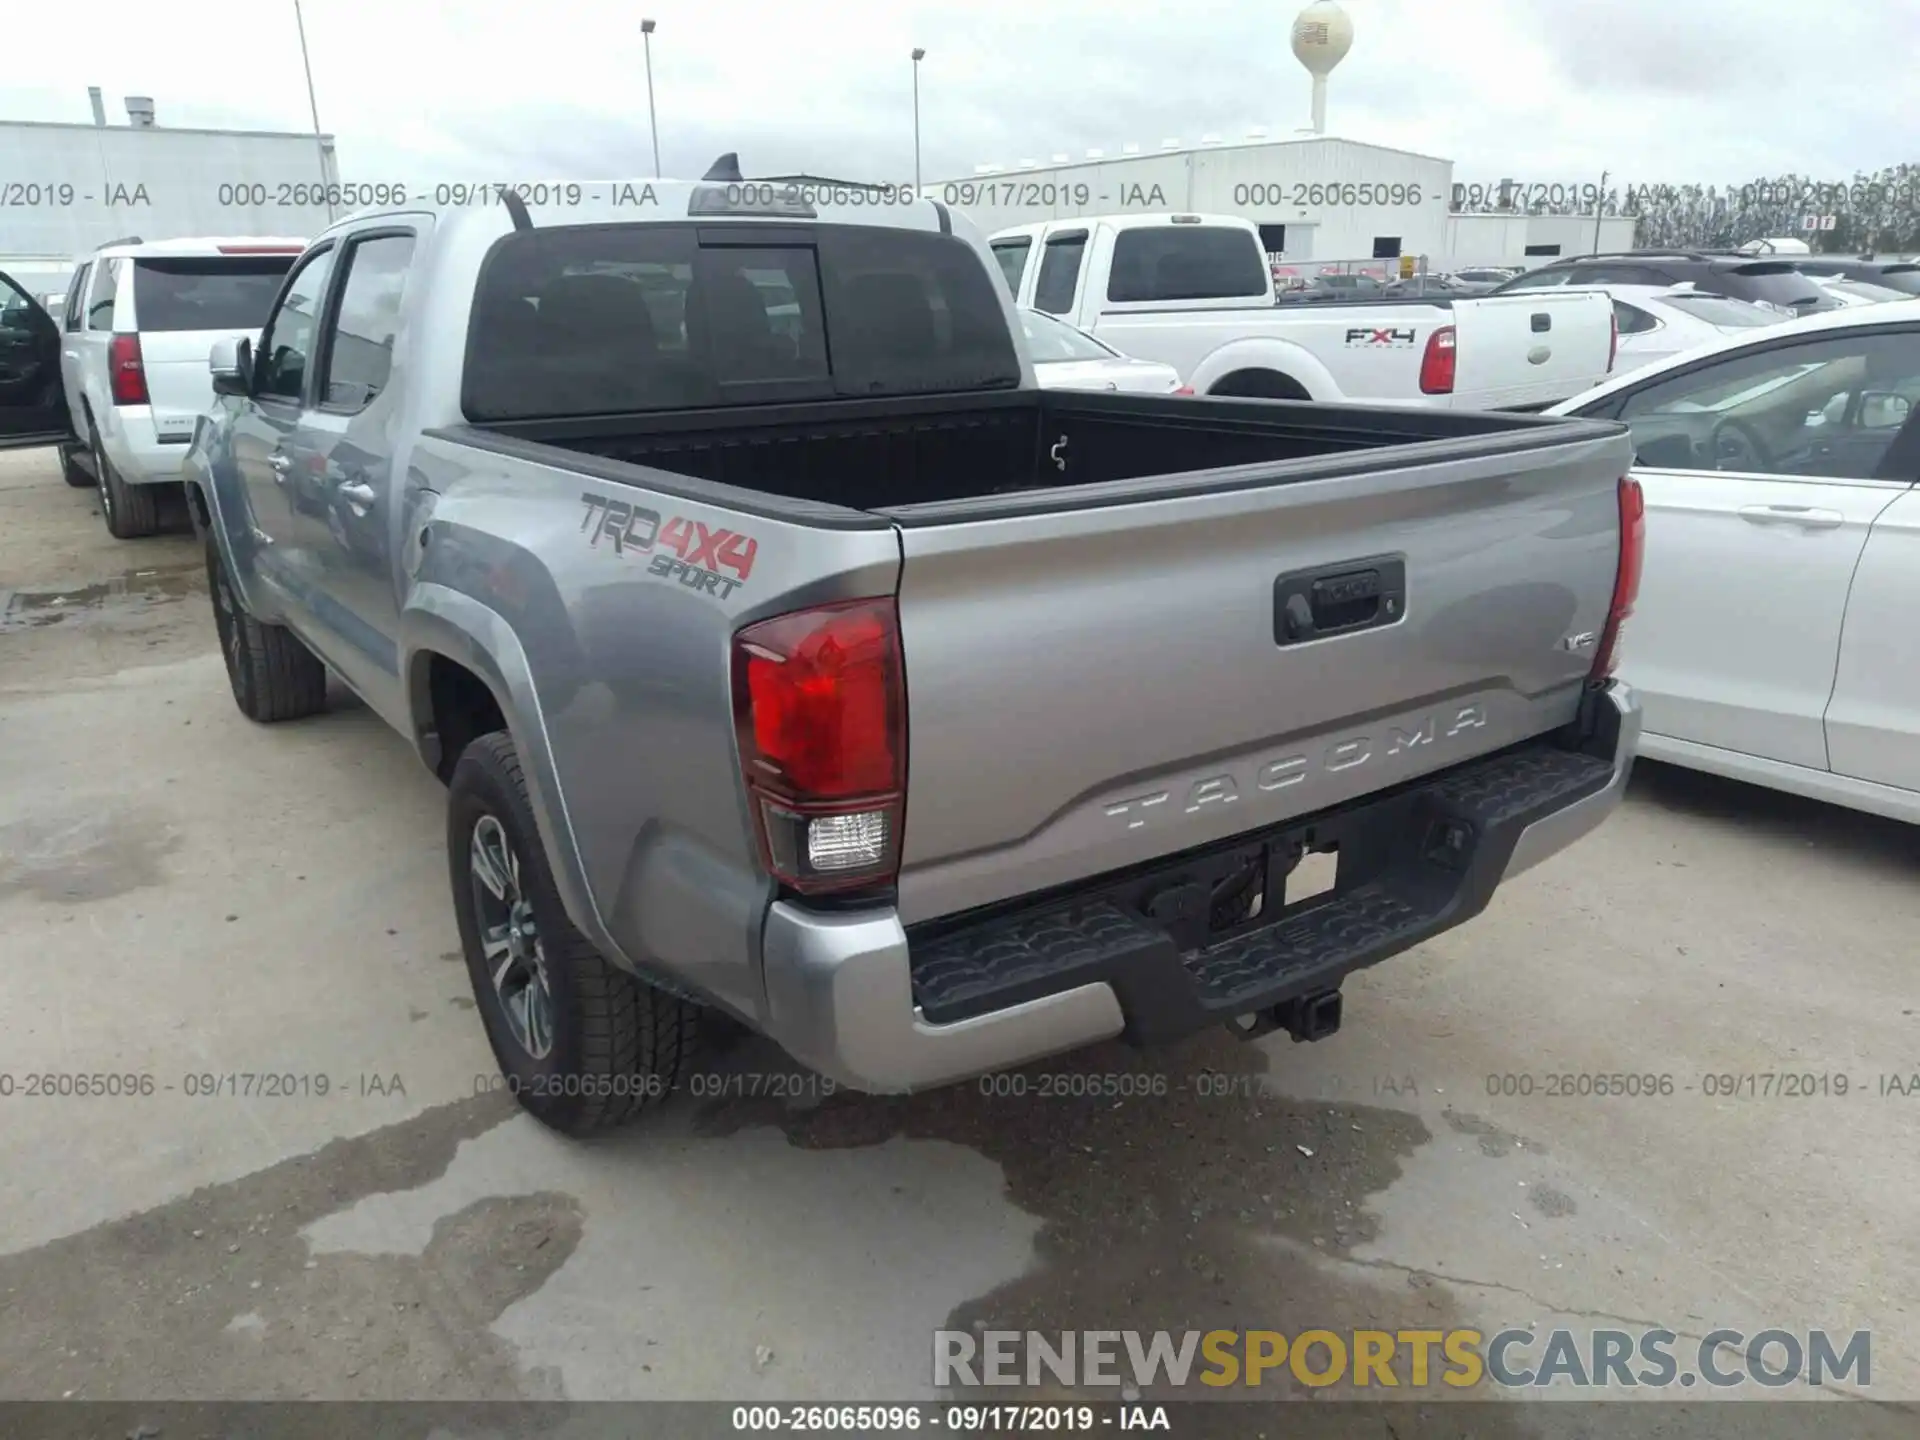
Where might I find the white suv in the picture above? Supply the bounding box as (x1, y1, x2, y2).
(56, 235, 304, 538)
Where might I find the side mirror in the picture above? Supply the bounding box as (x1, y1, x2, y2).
(210, 336, 251, 397)
(1860, 390, 1911, 430)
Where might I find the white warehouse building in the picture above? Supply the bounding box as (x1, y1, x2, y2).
(0, 90, 340, 298)
(933, 132, 1637, 272)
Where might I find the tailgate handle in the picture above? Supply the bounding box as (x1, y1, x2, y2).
(1274, 556, 1407, 646)
(1531, 312, 1552, 333)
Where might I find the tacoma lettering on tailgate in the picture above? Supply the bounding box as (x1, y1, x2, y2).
(579, 492, 759, 599)
(1103, 704, 1489, 831)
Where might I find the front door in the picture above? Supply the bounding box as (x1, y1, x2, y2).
(229, 242, 337, 627)
(0, 269, 72, 450)
(289, 228, 420, 721)
(1607, 325, 1920, 770)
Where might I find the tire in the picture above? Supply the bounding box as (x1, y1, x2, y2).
(204, 538, 328, 722)
(94, 432, 160, 539)
(448, 732, 701, 1136)
(59, 442, 93, 489)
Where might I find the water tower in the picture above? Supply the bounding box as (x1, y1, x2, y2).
(1290, 0, 1354, 135)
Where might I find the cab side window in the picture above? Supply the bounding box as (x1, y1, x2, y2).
(255, 246, 337, 403)
(63, 263, 92, 332)
(86, 259, 120, 331)
(318, 234, 415, 410)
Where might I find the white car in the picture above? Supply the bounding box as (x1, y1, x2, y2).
(55, 235, 305, 538)
(1807, 274, 1911, 309)
(1018, 308, 1188, 395)
(1550, 299, 1920, 823)
(1604, 284, 1785, 375)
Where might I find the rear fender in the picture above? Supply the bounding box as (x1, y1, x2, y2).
(1190, 337, 1340, 401)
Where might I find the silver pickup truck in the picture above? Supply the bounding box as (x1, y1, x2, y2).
(157, 167, 1643, 1136)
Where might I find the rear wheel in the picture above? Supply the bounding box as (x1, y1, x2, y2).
(205, 538, 328, 722)
(448, 732, 701, 1136)
(94, 432, 159, 539)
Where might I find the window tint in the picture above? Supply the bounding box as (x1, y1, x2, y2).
(1613, 301, 1659, 334)
(62, 263, 91, 331)
(1019, 308, 1117, 362)
(319, 235, 415, 409)
(1033, 233, 1086, 315)
(255, 247, 337, 403)
(1619, 330, 1920, 479)
(1574, 265, 1669, 285)
(1498, 268, 1570, 291)
(132, 258, 296, 332)
(1723, 266, 1830, 312)
(463, 222, 1019, 421)
(87, 258, 120, 330)
(991, 239, 1030, 296)
(1661, 294, 1779, 328)
(1107, 227, 1267, 303)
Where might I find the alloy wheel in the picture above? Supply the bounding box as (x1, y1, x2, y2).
(469, 814, 554, 1059)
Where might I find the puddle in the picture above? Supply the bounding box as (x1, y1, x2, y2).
(693, 1031, 1537, 1430)
(0, 807, 185, 904)
(0, 564, 203, 633)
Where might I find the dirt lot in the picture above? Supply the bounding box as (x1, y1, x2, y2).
(2, 445, 1917, 1434)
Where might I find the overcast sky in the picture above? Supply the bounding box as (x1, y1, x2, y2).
(3, 0, 1913, 188)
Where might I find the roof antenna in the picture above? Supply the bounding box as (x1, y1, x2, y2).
(702, 152, 743, 182)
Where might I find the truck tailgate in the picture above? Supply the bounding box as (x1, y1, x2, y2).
(885, 423, 1631, 926)
(1449, 290, 1616, 410)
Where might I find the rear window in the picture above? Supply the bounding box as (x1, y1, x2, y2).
(1724, 264, 1830, 310)
(1106, 227, 1267, 303)
(1871, 267, 1920, 296)
(1019, 308, 1117, 362)
(131, 257, 295, 332)
(1662, 294, 1779, 327)
(462, 222, 1021, 421)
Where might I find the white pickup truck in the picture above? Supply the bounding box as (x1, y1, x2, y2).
(990, 213, 1617, 410)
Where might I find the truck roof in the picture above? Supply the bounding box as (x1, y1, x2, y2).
(321, 178, 958, 249)
(990, 212, 1258, 240)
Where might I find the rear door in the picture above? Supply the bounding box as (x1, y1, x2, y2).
(1447, 288, 1616, 409)
(129, 251, 301, 448)
(0, 269, 72, 450)
(884, 422, 1632, 926)
(1825, 487, 1920, 794)
(1591, 324, 1920, 769)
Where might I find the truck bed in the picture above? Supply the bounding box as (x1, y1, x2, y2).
(449, 389, 1581, 517)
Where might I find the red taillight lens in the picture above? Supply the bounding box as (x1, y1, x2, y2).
(731, 597, 906, 895)
(109, 333, 148, 406)
(1172, 384, 1195, 396)
(1607, 310, 1619, 372)
(1419, 325, 1456, 394)
(1590, 476, 1645, 681)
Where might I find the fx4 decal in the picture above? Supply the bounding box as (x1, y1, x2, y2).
(1345, 327, 1417, 348)
(579, 493, 759, 599)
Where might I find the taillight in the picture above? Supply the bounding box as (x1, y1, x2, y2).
(1419, 325, 1456, 394)
(1589, 476, 1645, 681)
(109, 333, 148, 406)
(1607, 309, 1619, 372)
(731, 597, 906, 895)
(1172, 384, 1195, 396)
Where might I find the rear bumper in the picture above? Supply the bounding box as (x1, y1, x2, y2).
(100, 410, 191, 486)
(760, 682, 1639, 1093)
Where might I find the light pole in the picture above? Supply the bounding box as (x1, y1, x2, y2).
(1592, 169, 1609, 254)
(911, 48, 925, 195)
(642, 19, 661, 180)
(292, 0, 334, 223)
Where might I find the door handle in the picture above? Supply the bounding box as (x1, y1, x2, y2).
(338, 481, 377, 513)
(1738, 504, 1844, 530)
(268, 453, 291, 482)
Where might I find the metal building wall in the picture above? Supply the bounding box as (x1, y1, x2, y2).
(0, 121, 339, 268)
(936, 137, 1454, 263)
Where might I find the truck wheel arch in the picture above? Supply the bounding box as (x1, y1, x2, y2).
(1208, 368, 1313, 402)
(419, 651, 509, 784)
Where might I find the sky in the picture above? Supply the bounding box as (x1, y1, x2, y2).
(2, 0, 1914, 190)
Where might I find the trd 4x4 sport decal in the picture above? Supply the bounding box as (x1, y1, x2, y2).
(579, 492, 759, 600)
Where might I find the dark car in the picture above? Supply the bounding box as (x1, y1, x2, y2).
(1491, 251, 1840, 315)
